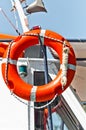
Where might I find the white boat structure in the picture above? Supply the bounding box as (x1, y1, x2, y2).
(0, 0, 86, 130)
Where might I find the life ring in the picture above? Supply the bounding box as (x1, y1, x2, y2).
(0, 42, 9, 57)
(1, 29, 76, 102)
(0, 33, 17, 57)
(0, 42, 24, 57)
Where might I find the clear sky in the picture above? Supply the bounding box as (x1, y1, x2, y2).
(0, 0, 86, 38)
(0, 0, 86, 130)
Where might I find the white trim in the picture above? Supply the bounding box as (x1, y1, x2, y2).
(30, 86, 37, 101)
(39, 29, 46, 44)
(14, 0, 29, 32)
(62, 87, 86, 129)
(60, 64, 76, 71)
(2, 58, 17, 65)
(68, 64, 76, 71)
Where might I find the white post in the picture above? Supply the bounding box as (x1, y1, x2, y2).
(11, 1, 35, 130)
(14, 0, 29, 32)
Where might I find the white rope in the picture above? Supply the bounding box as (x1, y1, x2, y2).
(11, 0, 19, 31)
(11, 92, 58, 109)
(5, 41, 14, 85)
(61, 41, 69, 89)
(60, 64, 76, 71)
(23, 33, 64, 44)
(0, 8, 20, 35)
(34, 94, 58, 109)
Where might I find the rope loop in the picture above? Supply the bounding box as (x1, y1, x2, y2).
(5, 41, 14, 85)
(11, 92, 58, 109)
(61, 40, 69, 89)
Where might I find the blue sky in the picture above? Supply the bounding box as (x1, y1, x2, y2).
(0, 0, 86, 39)
(0, 0, 86, 130)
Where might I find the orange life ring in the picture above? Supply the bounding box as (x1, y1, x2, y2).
(0, 34, 17, 56)
(1, 29, 76, 102)
(0, 42, 24, 57)
(0, 42, 9, 57)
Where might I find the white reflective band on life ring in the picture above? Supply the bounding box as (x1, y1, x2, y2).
(39, 29, 46, 44)
(30, 86, 37, 101)
(2, 58, 17, 65)
(60, 64, 76, 71)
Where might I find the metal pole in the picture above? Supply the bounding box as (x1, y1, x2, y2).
(12, 1, 34, 130)
(0, 8, 20, 35)
(43, 46, 53, 130)
(39, 36, 53, 130)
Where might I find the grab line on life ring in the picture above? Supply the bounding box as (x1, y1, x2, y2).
(1, 29, 76, 102)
